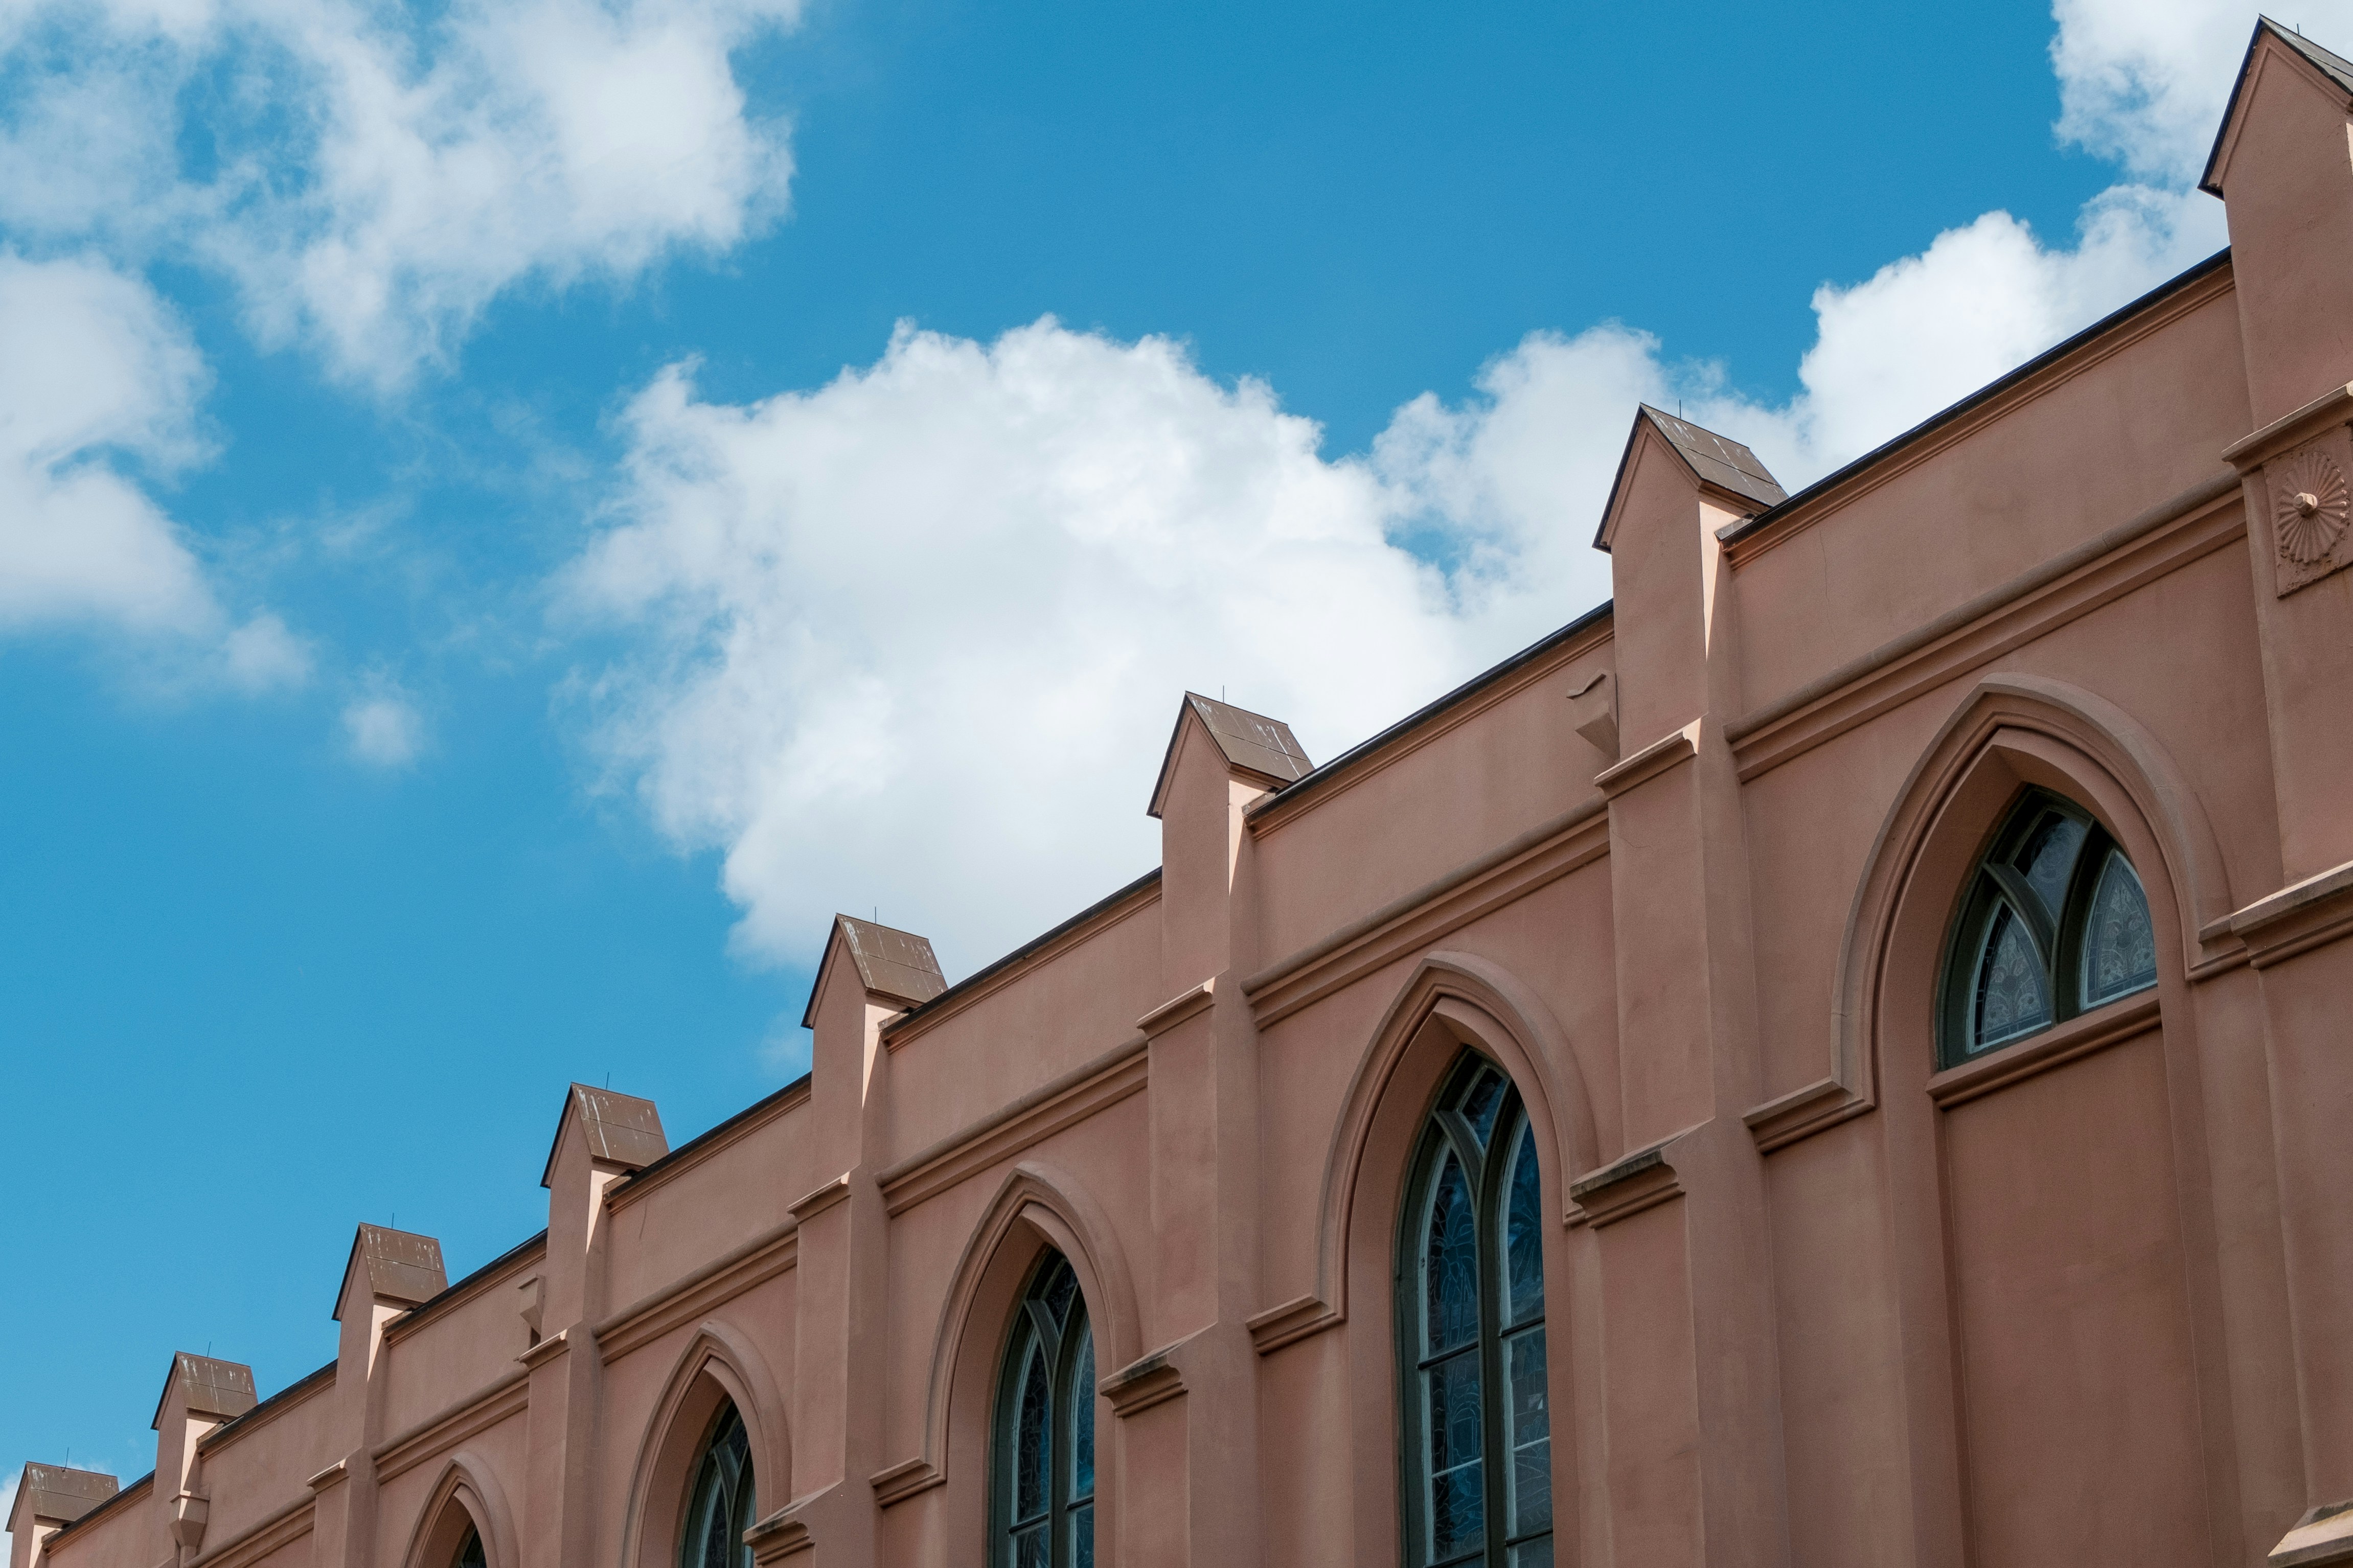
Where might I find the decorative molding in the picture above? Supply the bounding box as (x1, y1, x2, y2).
(594, 1219, 801, 1363)
(196, 1362, 336, 1456)
(2270, 1501, 2353, 1567)
(2229, 856, 2353, 968)
(1593, 723, 1697, 797)
(373, 1369, 530, 1483)
(304, 1461, 347, 1495)
(1724, 259, 2235, 569)
(1925, 993, 2161, 1109)
(185, 1491, 313, 1568)
(1245, 801, 1610, 1027)
(1244, 1294, 1341, 1355)
(881, 1037, 1148, 1217)
(2271, 446, 2350, 570)
(1247, 619, 1612, 836)
(867, 1458, 945, 1508)
(788, 1175, 851, 1224)
(882, 877, 1160, 1051)
(1567, 1143, 1682, 1229)
(744, 1512, 812, 1565)
(1729, 472, 2244, 782)
(606, 1080, 810, 1214)
(1743, 1076, 1874, 1154)
(1137, 980, 1216, 1037)
(1100, 1345, 1186, 1418)
(516, 1327, 572, 1372)
(2222, 381, 2353, 469)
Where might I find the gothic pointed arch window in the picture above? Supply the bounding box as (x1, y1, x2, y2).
(1397, 1056, 1552, 1568)
(992, 1250, 1097, 1568)
(455, 1531, 486, 1568)
(679, 1403, 755, 1568)
(1939, 789, 2158, 1067)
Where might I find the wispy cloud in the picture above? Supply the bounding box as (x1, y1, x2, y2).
(342, 682, 425, 768)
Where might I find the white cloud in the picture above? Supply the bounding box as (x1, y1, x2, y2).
(1, 1471, 15, 1565)
(0, 0, 802, 385)
(0, 248, 307, 682)
(342, 683, 425, 767)
(563, 2, 2310, 982)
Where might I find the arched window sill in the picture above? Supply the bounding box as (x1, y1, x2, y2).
(1928, 991, 2162, 1109)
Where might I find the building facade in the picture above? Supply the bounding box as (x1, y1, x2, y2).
(18, 19, 2353, 1568)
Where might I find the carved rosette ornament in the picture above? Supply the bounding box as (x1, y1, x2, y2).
(2271, 442, 2353, 594)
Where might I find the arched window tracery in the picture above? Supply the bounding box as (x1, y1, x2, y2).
(1397, 1055, 1553, 1568)
(1938, 788, 2158, 1066)
(992, 1251, 1096, 1568)
(679, 1403, 754, 1568)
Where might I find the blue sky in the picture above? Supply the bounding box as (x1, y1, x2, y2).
(0, 0, 2301, 1508)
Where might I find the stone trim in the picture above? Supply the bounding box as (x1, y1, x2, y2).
(373, 1368, 530, 1483)
(2229, 856, 2353, 967)
(1244, 800, 1610, 1028)
(867, 1458, 945, 1508)
(1567, 1143, 1683, 1229)
(595, 1218, 801, 1363)
(1244, 1294, 1341, 1355)
(879, 1036, 1149, 1217)
(1729, 471, 2244, 782)
(1924, 993, 2161, 1109)
(1100, 1345, 1186, 1418)
(1593, 724, 1697, 797)
(185, 1490, 314, 1568)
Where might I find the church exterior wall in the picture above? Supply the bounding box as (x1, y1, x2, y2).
(19, 20, 2353, 1568)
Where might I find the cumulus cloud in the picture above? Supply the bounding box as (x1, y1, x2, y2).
(0, 0, 802, 385)
(564, 2, 2300, 980)
(342, 683, 425, 767)
(0, 249, 308, 682)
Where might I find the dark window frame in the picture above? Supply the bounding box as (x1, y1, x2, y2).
(677, 1402, 754, 1568)
(1935, 788, 2158, 1069)
(989, 1250, 1096, 1568)
(1394, 1053, 1552, 1568)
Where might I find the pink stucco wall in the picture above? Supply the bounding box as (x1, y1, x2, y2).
(19, 22, 2353, 1568)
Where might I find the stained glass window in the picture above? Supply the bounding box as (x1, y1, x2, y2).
(455, 1532, 486, 1568)
(1399, 1056, 1552, 1567)
(677, 1404, 753, 1568)
(994, 1252, 1097, 1568)
(1939, 791, 2159, 1067)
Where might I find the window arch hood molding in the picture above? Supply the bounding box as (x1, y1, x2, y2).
(1789, 673, 2229, 1140)
(1293, 950, 1597, 1348)
(1286, 951, 1592, 1568)
(395, 1450, 519, 1568)
(616, 1318, 791, 1568)
(897, 1160, 1138, 1530)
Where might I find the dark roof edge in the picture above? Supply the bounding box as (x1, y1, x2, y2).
(604, 1074, 813, 1200)
(378, 1225, 552, 1341)
(48, 1470, 152, 1544)
(195, 1359, 336, 1456)
(882, 866, 1166, 1039)
(1719, 247, 2234, 548)
(1245, 597, 1617, 822)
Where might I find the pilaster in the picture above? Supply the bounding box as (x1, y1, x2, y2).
(7, 1465, 117, 1568)
(1136, 693, 1309, 1568)
(147, 1353, 255, 1568)
(311, 1227, 446, 1568)
(780, 916, 942, 1568)
(528, 1089, 666, 1568)
(1587, 407, 1790, 1568)
(2209, 24, 2353, 1558)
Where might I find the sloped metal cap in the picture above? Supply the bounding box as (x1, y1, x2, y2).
(332, 1224, 448, 1320)
(2202, 18, 2353, 193)
(797, 915, 947, 1027)
(1148, 693, 1313, 818)
(12, 1464, 117, 1529)
(539, 1084, 669, 1188)
(1594, 406, 1788, 549)
(150, 1353, 257, 1430)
